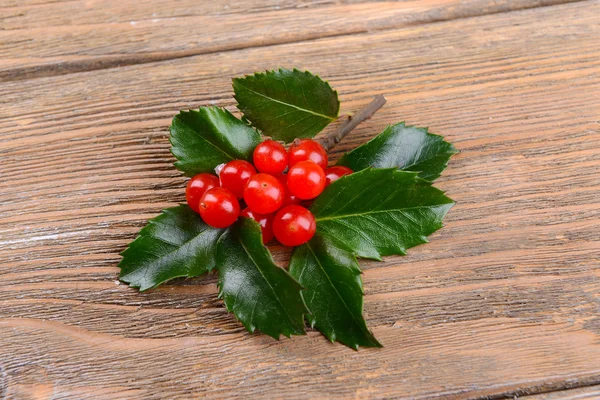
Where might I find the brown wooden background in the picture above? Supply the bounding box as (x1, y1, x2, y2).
(1, 0, 599, 398)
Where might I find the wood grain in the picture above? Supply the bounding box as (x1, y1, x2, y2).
(524, 385, 600, 399)
(1, 0, 581, 30)
(0, 0, 583, 81)
(1, 0, 599, 398)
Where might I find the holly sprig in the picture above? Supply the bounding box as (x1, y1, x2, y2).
(119, 68, 457, 349)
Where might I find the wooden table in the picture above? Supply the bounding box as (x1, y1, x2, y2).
(1, 1, 599, 398)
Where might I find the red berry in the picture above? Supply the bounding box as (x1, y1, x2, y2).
(199, 188, 240, 228)
(288, 139, 328, 170)
(324, 166, 353, 186)
(253, 140, 288, 175)
(274, 174, 302, 207)
(219, 160, 256, 199)
(240, 208, 274, 244)
(273, 205, 316, 247)
(186, 173, 220, 213)
(287, 160, 326, 200)
(243, 173, 285, 214)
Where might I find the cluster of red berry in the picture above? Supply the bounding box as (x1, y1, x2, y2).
(185, 139, 353, 247)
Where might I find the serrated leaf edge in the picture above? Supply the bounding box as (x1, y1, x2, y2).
(338, 122, 459, 181)
(216, 218, 308, 340)
(118, 205, 226, 292)
(312, 168, 455, 261)
(232, 68, 341, 131)
(169, 106, 260, 176)
(300, 236, 382, 350)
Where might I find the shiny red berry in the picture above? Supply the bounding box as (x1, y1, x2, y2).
(287, 160, 326, 200)
(240, 208, 274, 244)
(243, 173, 285, 214)
(324, 166, 353, 186)
(274, 173, 302, 207)
(253, 140, 288, 175)
(199, 188, 240, 228)
(273, 205, 316, 247)
(219, 160, 256, 199)
(186, 173, 220, 213)
(288, 139, 328, 170)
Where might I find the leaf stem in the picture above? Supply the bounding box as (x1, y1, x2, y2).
(319, 95, 387, 152)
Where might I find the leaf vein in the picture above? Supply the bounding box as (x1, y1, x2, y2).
(305, 241, 366, 334)
(238, 238, 298, 330)
(236, 82, 335, 121)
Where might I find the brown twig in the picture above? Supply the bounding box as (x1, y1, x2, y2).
(318, 94, 387, 152)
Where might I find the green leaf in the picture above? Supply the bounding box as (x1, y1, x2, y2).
(119, 205, 225, 291)
(290, 168, 453, 349)
(290, 235, 381, 349)
(217, 218, 307, 339)
(233, 68, 340, 143)
(312, 168, 454, 260)
(337, 122, 458, 181)
(170, 106, 261, 176)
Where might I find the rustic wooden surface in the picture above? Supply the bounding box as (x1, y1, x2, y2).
(524, 385, 600, 399)
(1, 0, 599, 398)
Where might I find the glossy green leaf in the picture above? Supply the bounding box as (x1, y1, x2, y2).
(337, 123, 458, 181)
(312, 168, 454, 260)
(289, 168, 453, 348)
(170, 106, 261, 176)
(290, 235, 381, 349)
(217, 218, 308, 339)
(233, 68, 339, 143)
(119, 205, 225, 291)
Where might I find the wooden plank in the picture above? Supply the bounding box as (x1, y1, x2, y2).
(0, 0, 314, 17)
(0, 0, 582, 81)
(0, 0, 73, 7)
(2, 319, 600, 399)
(1, 1, 599, 398)
(1, 0, 579, 29)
